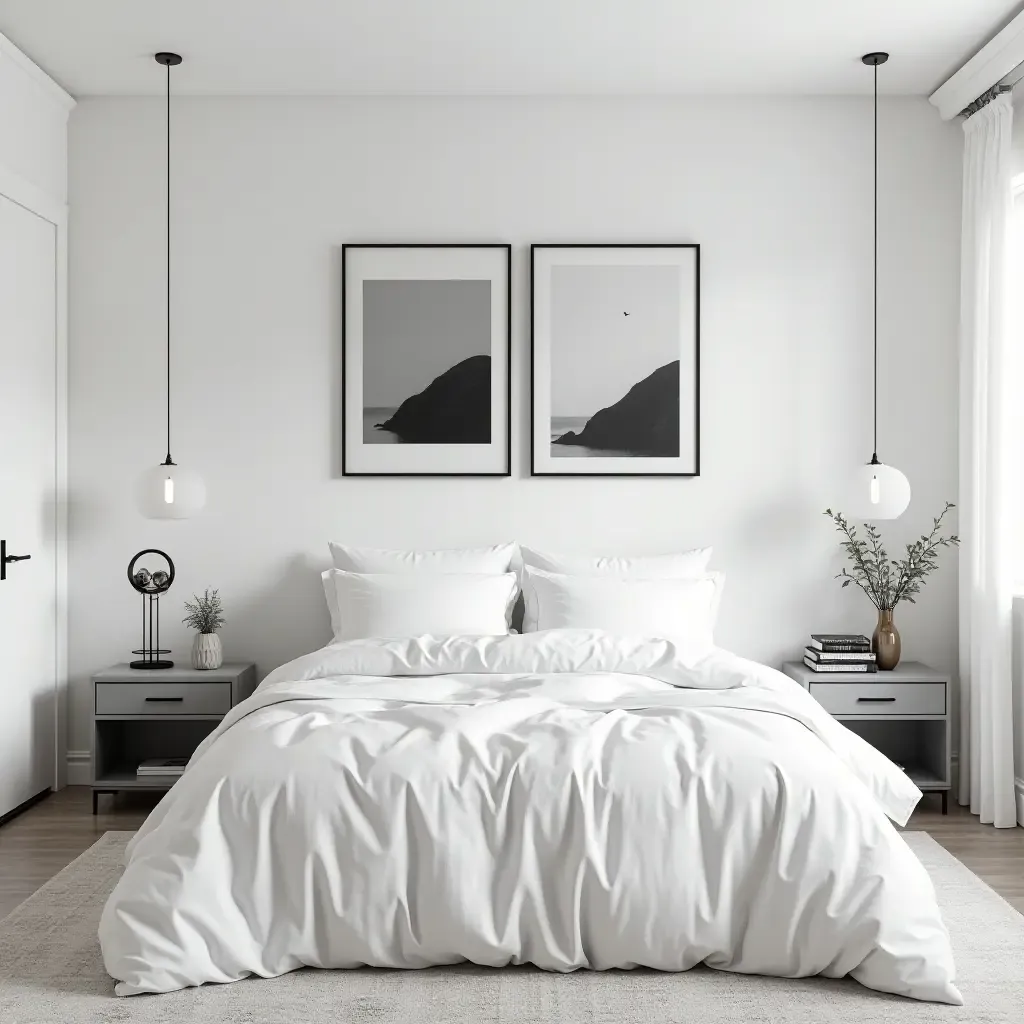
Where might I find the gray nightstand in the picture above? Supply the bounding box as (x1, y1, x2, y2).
(91, 662, 257, 813)
(781, 660, 951, 814)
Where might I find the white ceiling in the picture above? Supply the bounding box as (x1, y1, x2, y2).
(0, 0, 1018, 97)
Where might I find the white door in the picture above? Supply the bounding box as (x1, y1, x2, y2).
(0, 192, 57, 817)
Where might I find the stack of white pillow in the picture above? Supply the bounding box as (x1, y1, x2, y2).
(322, 543, 723, 660)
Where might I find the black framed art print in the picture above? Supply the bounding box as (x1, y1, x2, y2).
(342, 244, 511, 476)
(530, 244, 699, 476)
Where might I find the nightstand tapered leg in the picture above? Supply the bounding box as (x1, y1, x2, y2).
(941, 791, 948, 815)
(92, 790, 98, 815)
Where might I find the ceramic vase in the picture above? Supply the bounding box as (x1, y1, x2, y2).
(192, 632, 223, 671)
(872, 609, 901, 671)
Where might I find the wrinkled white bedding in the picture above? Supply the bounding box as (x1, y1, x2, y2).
(99, 631, 961, 1003)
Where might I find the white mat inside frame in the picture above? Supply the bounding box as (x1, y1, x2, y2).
(0, 831, 1019, 1022)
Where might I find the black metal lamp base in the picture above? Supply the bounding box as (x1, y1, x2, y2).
(131, 644, 173, 670)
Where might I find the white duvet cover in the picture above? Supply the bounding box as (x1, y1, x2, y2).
(99, 631, 961, 1003)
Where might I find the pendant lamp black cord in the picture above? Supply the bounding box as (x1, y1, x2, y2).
(164, 58, 172, 466)
(872, 61, 880, 462)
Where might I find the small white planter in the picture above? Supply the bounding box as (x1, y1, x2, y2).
(191, 632, 223, 671)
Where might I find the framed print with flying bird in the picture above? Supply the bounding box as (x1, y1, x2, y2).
(530, 244, 699, 477)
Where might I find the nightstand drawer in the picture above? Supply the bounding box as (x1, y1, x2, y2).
(808, 682, 945, 716)
(96, 681, 232, 716)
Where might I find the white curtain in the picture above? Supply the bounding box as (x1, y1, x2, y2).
(958, 92, 1018, 828)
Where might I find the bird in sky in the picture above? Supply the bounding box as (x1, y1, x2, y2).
(623, 311, 630, 316)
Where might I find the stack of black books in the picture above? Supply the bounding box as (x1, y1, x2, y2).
(803, 634, 877, 673)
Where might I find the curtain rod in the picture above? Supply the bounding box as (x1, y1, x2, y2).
(960, 73, 1023, 119)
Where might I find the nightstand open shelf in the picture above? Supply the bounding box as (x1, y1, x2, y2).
(845, 717, 949, 791)
(903, 767, 947, 790)
(91, 662, 256, 813)
(781, 660, 951, 814)
(92, 767, 185, 789)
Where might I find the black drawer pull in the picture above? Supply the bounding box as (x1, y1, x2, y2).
(857, 696, 896, 703)
(145, 696, 184, 703)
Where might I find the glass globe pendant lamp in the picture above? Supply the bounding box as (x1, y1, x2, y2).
(851, 457, 911, 521)
(848, 52, 910, 521)
(136, 52, 206, 519)
(137, 461, 206, 519)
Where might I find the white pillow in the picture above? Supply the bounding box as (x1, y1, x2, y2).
(324, 543, 519, 637)
(519, 546, 712, 632)
(327, 569, 518, 641)
(330, 542, 517, 574)
(521, 567, 723, 661)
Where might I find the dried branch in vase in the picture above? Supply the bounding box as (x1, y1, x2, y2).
(182, 588, 226, 635)
(823, 503, 959, 611)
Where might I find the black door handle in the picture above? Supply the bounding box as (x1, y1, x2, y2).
(857, 696, 896, 703)
(145, 696, 184, 703)
(1, 539, 32, 581)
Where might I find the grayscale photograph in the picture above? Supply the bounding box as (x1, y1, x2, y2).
(549, 264, 681, 459)
(531, 244, 699, 477)
(362, 279, 492, 445)
(342, 244, 510, 476)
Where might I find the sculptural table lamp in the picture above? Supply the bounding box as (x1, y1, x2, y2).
(127, 549, 176, 669)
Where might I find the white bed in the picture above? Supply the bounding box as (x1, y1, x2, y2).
(99, 630, 961, 1003)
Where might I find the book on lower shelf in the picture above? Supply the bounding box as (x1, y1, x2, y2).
(136, 758, 188, 776)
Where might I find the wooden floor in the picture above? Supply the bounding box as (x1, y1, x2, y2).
(1, 787, 1022, 921)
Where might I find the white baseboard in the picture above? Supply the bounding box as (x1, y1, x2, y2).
(66, 749, 90, 786)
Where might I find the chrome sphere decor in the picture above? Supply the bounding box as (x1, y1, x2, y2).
(127, 549, 176, 669)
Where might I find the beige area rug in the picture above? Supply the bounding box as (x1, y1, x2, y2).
(0, 831, 1021, 1023)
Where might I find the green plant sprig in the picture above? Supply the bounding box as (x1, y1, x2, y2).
(182, 588, 225, 635)
(823, 503, 959, 611)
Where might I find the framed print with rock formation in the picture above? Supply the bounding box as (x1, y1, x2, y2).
(530, 244, 699, 476)
(342, 244, 511, 475)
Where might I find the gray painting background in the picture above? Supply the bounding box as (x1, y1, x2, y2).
(362, 279, 491, 409)
(550, 264, 680, 418)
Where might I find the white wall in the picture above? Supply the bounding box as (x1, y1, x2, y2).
(67, 96, 962, 754)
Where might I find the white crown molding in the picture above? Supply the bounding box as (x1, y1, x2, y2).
(0, 29, 75, 114)
(929, 10, 1024, 120)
